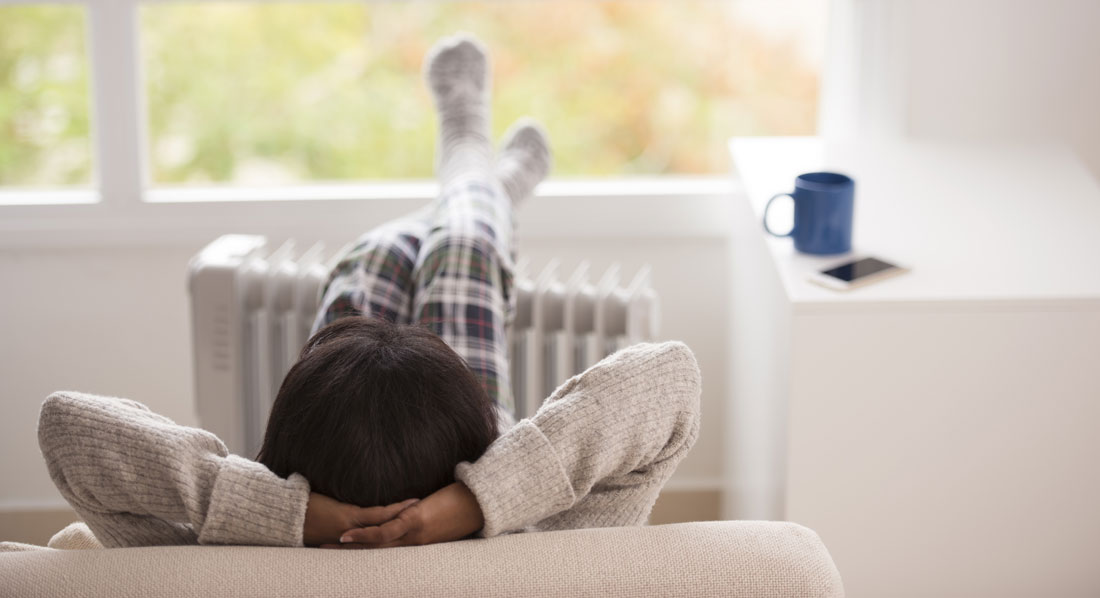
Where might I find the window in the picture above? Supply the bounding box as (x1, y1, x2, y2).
(1, 0, 825, 205)
(0, 5, 93, 188)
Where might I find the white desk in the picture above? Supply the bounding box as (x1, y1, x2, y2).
(726, 137, 1100, 597)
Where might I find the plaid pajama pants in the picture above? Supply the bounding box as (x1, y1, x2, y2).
(310, 173, 517, 423)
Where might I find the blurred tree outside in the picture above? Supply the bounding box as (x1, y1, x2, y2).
(0, 1, 822, 187)
(0, 5, 93, 186)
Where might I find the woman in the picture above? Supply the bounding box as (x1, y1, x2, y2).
(36, 35, 701, 549)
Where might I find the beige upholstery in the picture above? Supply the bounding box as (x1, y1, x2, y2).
(0, 520, 843, 597)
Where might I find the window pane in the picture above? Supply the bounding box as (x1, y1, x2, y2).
(142, 1, 823, 184)
(0, 5, 93, 187)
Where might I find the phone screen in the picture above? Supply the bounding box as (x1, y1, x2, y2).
(821, 257, 897, 282)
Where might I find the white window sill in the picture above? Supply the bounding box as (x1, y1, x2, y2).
(0, 177, 740, 249)
(140, 178, 735, 203)
(0, 189, 99, 206)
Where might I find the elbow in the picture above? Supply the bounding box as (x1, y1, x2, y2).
(37, 392, 79, 482)
(648, 341, 703, 466)
(660, 342, 703, 454)
(657, 341, 703, 414)
(38, 392, 73, 457)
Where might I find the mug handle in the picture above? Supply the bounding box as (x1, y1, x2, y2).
(763, 193, 795, 237)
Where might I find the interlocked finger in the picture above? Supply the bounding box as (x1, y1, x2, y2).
(353, 499, 418, 527)
(341, 516, 412, 545)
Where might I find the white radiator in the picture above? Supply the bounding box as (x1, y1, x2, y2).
(188, 234, 659, 458)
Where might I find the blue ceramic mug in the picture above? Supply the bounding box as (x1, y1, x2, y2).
(764, 172, 855, 255)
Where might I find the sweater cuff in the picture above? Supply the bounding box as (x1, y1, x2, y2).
(198, 455, 311, 547)
(454, 420, 575, 537)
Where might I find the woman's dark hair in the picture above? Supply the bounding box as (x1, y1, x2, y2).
(256, 316, 499, 506)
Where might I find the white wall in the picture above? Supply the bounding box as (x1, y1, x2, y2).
(905, 0, 1100, 178)
(1, 244, 200, 507)
(823, 0, 1100, 180)
(0, 196, 731, 508)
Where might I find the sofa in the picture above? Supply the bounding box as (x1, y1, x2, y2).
(0, 519, 843, 597)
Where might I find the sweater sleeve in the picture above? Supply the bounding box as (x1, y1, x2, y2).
(37, 391, 310, 548)
(454, 341, 702, 537)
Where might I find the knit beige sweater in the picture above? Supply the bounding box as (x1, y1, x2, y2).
(37, 341, 700, 548)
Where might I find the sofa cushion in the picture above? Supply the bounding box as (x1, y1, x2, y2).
(0, 520, 843, 597)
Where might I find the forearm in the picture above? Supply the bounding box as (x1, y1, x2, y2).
(37, 391, 309, 547)
(455, 341, 702, 536)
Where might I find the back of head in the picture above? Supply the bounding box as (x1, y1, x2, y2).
(256, 316, 499, 506)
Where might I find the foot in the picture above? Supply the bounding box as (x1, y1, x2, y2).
(425, 35, 489, 106)
(495, 118, 552, 205)
(424, 34, 492, 182)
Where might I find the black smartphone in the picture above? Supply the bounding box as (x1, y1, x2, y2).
(808, 256, 909, 290)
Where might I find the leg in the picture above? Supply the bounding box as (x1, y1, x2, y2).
(426, 35, 493, 188)
(495, 117, 552, 206)
(413, 36, 517, 418)
(312, 36, 555, 338)
(413, 179, 516, 418)
(311, 211, 430, 336)
(311, 114, 551, 338)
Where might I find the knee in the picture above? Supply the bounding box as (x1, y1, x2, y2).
(416, 228, 509, 287)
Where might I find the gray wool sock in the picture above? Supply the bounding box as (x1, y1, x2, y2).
(495, 118, 552, 205)
(424, 35, 493, 185)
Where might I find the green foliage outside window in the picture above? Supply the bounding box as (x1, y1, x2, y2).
(0, 5, 92, 186)
(0, 1, 820, 187)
